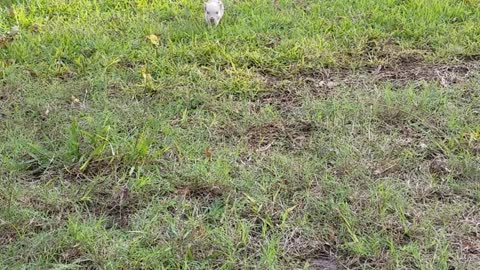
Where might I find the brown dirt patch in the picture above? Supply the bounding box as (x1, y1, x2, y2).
(256, 59, 480, 119)
(213, 121, 242, 141)
(20, 157, 124, 183)
(307, 257, 338, 270)
(0, 85, 14, 103)
(0, 85, 17, 124)
(176, 185, 223, 201)
(261, 58, 479, 96)
(116, 58, 145, 70)
(0, 224, 18, 246)
(340, 254, 390, 270)
(246, 121, 313, 151)
(19, 195, 73, 219)
(64, 159, 122, 182)
(258, 88, 301, 111)
(87, 185, 138, 229)
(281, 227, 337, 269)
(59, 245, 85, 263)
(367, 59, 476, 87)
(302, 60, 478, 90)
(175, 184, 226, 214)
(57, 245, 97, 269)
(0, 34, 15, 47)
(0, 213, 52, 246)
(255, 73, 304, 114)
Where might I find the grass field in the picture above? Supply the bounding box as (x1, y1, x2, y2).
(1, 0, 480, 269)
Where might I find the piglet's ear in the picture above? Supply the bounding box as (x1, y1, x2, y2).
(204, 3, 207, 11)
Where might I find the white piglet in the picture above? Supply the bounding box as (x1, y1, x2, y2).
(204, 0, 224, 26)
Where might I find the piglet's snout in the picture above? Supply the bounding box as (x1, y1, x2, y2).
(209, 17, 215, 23)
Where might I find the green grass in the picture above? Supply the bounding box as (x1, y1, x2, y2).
(1, 0, 480, 269)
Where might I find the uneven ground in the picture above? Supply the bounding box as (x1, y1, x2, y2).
(1, 0, 479, 269)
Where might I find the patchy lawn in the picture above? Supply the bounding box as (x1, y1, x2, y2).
(1, 0, 479, 269)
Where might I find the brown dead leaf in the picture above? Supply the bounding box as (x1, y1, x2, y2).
(205, 146, 212, 160)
